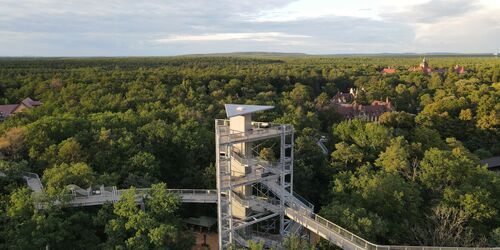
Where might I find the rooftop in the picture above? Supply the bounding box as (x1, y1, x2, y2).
(224, 104, 274, 118)
(0, 97, 42, 120)
(0, 104, 19, 117)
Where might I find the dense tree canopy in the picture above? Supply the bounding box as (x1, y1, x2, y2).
(0, 56, 498, 248)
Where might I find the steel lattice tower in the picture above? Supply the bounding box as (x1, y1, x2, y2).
(215, 104, 297, 249)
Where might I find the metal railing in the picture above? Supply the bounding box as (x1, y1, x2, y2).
(20, 170, 499, 249)
(285, 201, 499, 250)
(220, 127, 287, 144)
(231, 151, 256, 167)
(23, 172, 44, 192)
(23, 172, 41, 179)
(231, 191, 251, 207)
(292, 191, 314, 211)
(262, 180, 313, 213)
(231, 192, 280, 211)
(106, 188, 217, 204)
(216, 119, 293, 144)
(34, 185, 217, 207)
(216, 119, 285, 131)
(231, 150, 283, 176)
(221, 168, 278, 189)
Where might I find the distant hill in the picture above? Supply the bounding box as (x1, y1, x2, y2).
(0, 52, 496, 59)
(181, 52, 309, 58)
(332, 52, 495, 57)
(179, 52, 496, 58)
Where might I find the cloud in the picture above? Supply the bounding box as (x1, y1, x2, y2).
(0, 0, 295, 19)
(383, 0, 480, 23)
(153, 32, 310, 43)
(0, 0, 296, 34)
(378, 0, 500, 52)
(146, 15, 414, 54)
(0, 0, 497, 56)
(411, 8, 500, 52)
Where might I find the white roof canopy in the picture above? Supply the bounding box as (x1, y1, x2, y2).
(224, 104, 274, 118)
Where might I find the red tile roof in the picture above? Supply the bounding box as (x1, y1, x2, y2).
(380, 68, 396, 74)
(454, 65, 466, 74)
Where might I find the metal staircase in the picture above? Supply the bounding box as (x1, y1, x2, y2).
(215, 104, 297, 249)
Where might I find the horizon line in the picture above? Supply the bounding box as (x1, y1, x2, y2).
(0, 51, 498, 58)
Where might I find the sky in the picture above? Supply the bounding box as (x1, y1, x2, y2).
(0, 0, 499, 56)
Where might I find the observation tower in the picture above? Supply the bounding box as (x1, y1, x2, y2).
(215, 104, 310, 248)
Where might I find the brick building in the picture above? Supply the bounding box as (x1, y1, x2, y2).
(326, 89, 393, 122)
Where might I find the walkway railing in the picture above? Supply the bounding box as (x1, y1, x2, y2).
(69, 188, 218, 206)
(292, 191, 314, 211)
(17, 170, 499, 249)
(23, 172, 44, 192)
(285, 201, 499, 250)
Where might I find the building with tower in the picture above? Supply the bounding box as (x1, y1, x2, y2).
(409, 58, 445, 74)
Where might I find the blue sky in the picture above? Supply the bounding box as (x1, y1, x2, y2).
(0, 0, 499, 56)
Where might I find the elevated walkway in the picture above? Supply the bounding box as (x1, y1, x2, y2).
(12, 172, 500, 250)
(66, 188, 217, 207)
(23, 172, 44, 193)
(284, 202, 499, 250)
(317, 136, 328, 155)
(259, 179, 499, 250)
(20, 172, 217, 206)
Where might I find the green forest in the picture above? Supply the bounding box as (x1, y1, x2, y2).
(0, 56, 499, 249)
